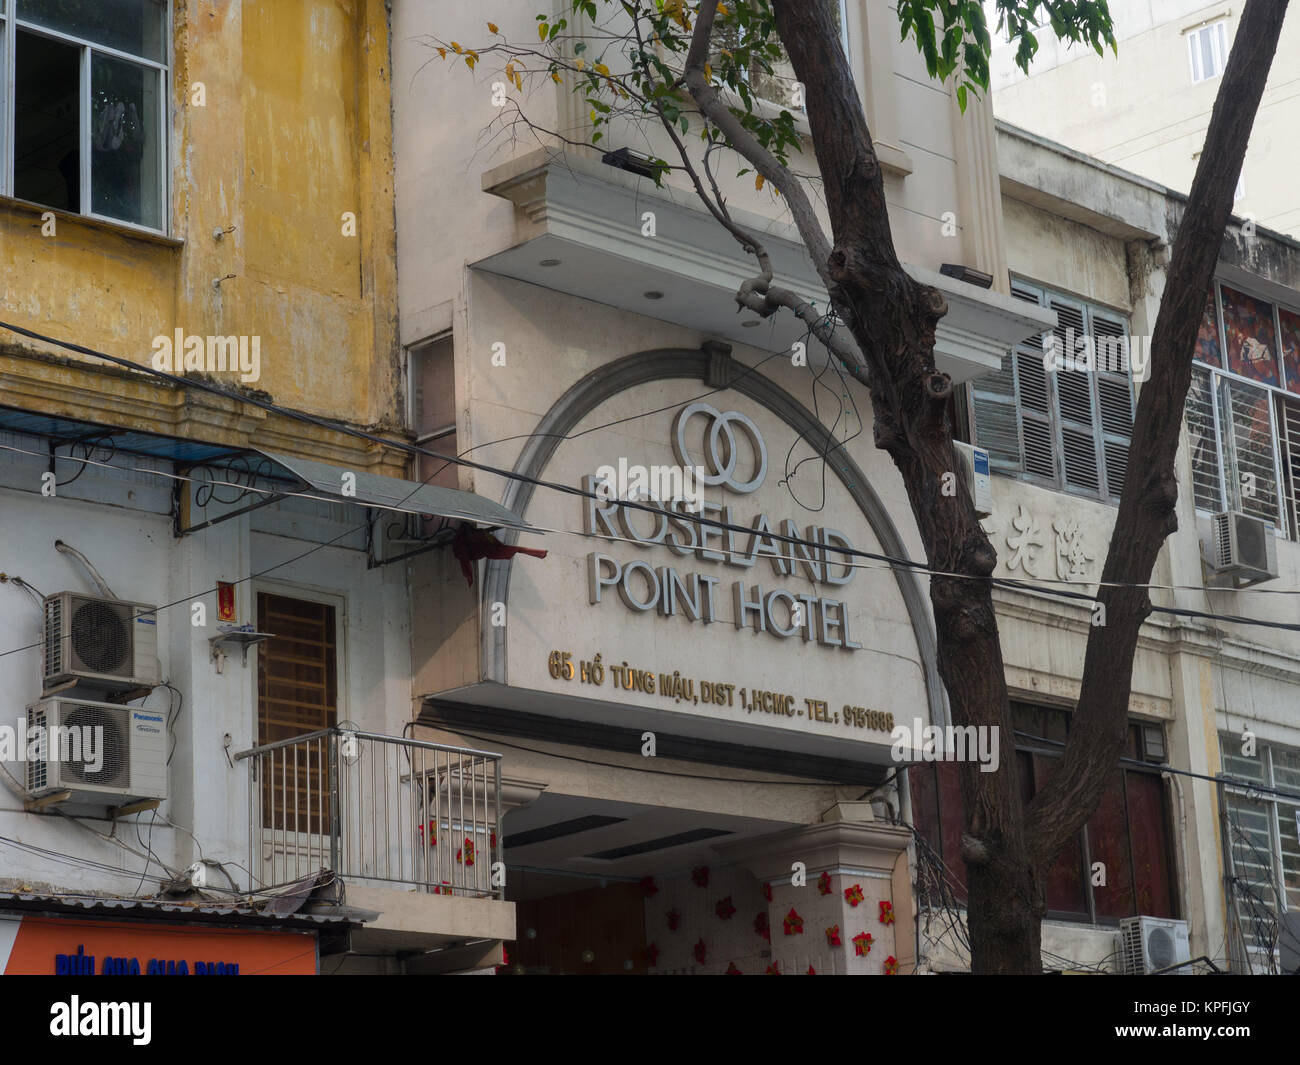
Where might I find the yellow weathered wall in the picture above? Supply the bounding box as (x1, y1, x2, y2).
(0, 0, 401, 468)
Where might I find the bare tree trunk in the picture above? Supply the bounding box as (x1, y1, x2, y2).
(767, 0, 1289, 972)
(768, 0, 1043, 971)
(1024, 0, 1289, 870)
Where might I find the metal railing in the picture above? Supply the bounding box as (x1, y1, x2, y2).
(235, 728, 503, 898)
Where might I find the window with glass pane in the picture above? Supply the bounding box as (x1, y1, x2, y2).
(8, 0, 167, 230)
(1185, 283, 1300, 539)
(1219, 734, 1300, 963)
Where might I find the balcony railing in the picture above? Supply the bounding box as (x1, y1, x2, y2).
(235, 728, 503, 899)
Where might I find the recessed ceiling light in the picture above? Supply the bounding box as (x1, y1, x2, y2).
(741, 319, 761, 328)
(643, 290, 665, 300)
(539, 258, 561, 267)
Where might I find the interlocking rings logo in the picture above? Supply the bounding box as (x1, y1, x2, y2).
(671, 402, 768, 494)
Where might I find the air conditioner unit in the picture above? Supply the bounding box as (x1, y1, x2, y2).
(42, 592, 160, 694)
(25, 698, 167, 806)
(1206, 511, 1278, 587)
(1119, 916, 1191, 975)
(953, 441, 993, 518)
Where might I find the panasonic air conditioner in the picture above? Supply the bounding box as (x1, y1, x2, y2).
(1206, 511, 1278, 587)
(1119, 916, 1191, 975)
(25, 698, 167, 806)
(953, 441, 993, 518)
(42, 592, 160, 694)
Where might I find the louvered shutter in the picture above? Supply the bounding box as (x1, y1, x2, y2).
(970, 282, 1035, 472)
(1221, 377, 1282, 526)
(1091, 311, 1136, 499)
(1014, 283, 1057, 481)
(1186, 366, 1225, 512)
(1048, 296, 1102, 492)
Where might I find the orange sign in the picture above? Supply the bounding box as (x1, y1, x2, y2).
(0, 915, 317, 975)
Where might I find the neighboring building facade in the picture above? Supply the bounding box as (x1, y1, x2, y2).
(915, 120, 1300, 974)
(990, 0, 1300, 240)
(0, 0, 517, 974)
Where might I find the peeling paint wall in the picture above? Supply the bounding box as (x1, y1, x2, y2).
(0, 0, 400, 450)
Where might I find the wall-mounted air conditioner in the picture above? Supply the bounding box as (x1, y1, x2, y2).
(25, 698, 167, 806)
(1205, 511, 1278, 587)
(1119, 916, 1191, 975)
(42, 593, 160, 694)
(953, 441, 993, 518)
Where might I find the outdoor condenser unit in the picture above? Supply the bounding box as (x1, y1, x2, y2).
(1119, 916, 1191, 975)
(42, 592, 161, 694)
(1206, 510, 1278, 587)
(25, 698, 167, 806)
(953, 441, 993, 518)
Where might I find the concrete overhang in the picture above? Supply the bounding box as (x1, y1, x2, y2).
(477, 148, 1055, 383)
(996, 120, 1169, 242)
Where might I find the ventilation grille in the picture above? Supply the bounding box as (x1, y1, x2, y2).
(1120, 918, 1145, 974)
(43, 597, 63, 678)
(26, 705, 48, 793)
(67, 597, 134, 677)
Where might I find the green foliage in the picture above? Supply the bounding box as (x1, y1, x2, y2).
(898, 0, 1115, 110)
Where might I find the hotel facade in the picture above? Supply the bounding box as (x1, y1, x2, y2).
(0, 0, 1296, 975)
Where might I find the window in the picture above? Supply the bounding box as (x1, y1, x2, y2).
(709, 0, 846, 113)
(257, 592, 338, 833)
(911, 704, 1177, 923)
(3, 0, 168, 231)
(409, 333, 458, 491)
(1187, 19, 1230, 84)
(1185, 281, 1300, 538)
(1218, 733, 1300, 965)
(969, 280, 1135, 501)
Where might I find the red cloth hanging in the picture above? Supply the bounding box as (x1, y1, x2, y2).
(451, 526, 547, 587)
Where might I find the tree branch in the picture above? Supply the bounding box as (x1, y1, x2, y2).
(1023, 0, 1290, 870)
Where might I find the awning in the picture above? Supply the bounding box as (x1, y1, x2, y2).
(253, 450, 533, 532)
(0, 404, 533, 535)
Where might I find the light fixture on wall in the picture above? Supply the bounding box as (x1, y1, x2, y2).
(940, 263, 994, 289)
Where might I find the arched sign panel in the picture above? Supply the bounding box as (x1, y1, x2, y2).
(476, 350, 941, 766)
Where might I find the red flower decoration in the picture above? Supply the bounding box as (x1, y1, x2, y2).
(825, 924, 842, 947)
(817, 870, 832, 895)
(765, 962, 780, 975)
(725, 961, 742, 975)
(666, 909, 681, 931)
(417, 822, 437, 847)
(646, 943, 659, 967)
(844, 883, 865, 907)
(762, 882, 773, 902)
(806, 965, 817, 975)
(456, 838, 475, 866)
(783, 908, 804, 936)
(879, 899, 895, 925)
(884, 955, 899, 975)
(490, 830, 497, 849)
(691, 866, 710, 888)
(640, 876, 658, 898)
(754, 912, 770, 941)
(693, 938, 707, 964)
(715, 896, 737, 920)
(852, 931, 874, 957)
